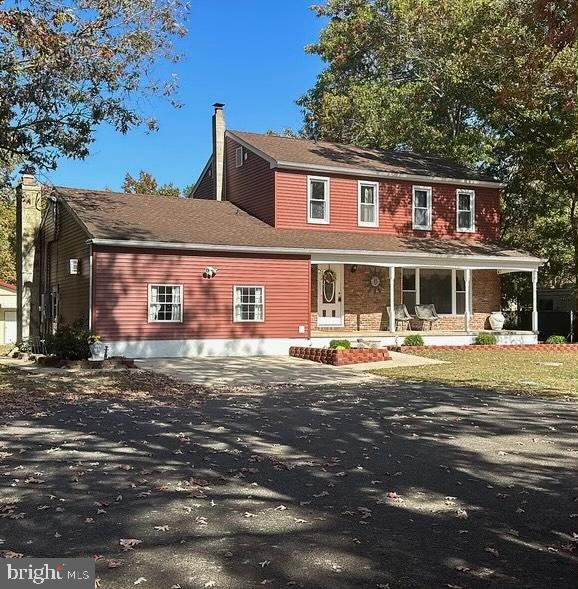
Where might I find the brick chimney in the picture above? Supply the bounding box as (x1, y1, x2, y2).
(212, 103, 225, 201)
(16, 173, 43, 342)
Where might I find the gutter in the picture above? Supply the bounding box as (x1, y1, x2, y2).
(88, 238, 544, 270)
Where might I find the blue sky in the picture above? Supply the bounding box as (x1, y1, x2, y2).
(44, 1, 325, 192)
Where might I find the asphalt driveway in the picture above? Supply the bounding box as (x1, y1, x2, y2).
(0, 378, 576, 588)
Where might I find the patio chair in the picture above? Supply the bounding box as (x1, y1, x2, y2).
(414, 304, 440, 330)
(387, 304, 413, 331)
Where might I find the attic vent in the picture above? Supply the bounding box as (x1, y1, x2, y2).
(69, 258, 80, 275)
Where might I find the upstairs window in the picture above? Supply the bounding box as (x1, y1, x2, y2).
(234, 286, 265, 322)
(235, 146, 244, 168)
(358, 181, 379, 227)
(148, 284, 183, 322)
(412, 186, 432, 230)
(307, 176, 330, 224)
(456, 189, 475, 232)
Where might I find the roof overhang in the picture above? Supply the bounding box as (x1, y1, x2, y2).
(227, 131, 504, 189)
(89, 238, 544, 272)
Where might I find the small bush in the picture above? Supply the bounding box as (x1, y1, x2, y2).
(329, 339, 351, 350)
(546, 335, 567, 344)
(402, 334, 424, 347)
(475, 332, 497, 345)
(45, 321, 94, 360)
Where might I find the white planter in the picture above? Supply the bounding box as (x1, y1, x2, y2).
(89, 341, 105, 360)
(489, 311, 506, 331)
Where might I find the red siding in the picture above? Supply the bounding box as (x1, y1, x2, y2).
(192, 158, 214, 199)
(92, 248, 310, 340)
(275, 169, 500, 241)
(225, 137, 275, 225)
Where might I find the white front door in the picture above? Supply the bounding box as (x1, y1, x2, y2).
(317, 264, 344, 327)
(4, 311, 16, 344)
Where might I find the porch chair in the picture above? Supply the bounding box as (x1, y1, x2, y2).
(414, 304, 440, 330)
(388, 304, 413, 331)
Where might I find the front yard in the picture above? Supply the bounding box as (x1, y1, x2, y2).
(374, 348, 577, 397)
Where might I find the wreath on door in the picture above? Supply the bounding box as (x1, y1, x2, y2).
(365, 269, 385, 294)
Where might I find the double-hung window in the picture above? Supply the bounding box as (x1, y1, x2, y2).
(412, 186, 432, 230)
(358, 181, 379, 227)
(148, 284, 183, 322)
(456, 189, 475, 232)
(234, 286, 265, 322)
(307, 176, 330, 224)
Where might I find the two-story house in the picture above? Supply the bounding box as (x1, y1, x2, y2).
(18, 104, 543, 357)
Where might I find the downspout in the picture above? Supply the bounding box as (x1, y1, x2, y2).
(88, 244, 93, 331)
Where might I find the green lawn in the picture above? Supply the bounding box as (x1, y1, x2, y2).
(373, 349, 577, 397)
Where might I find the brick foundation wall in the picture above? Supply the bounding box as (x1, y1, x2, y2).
(312, 266, 501, 332)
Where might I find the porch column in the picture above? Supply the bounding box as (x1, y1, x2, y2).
(532, 269, 539, 332)
(389, 266, 396, 332)
(464, 268, 471, 332)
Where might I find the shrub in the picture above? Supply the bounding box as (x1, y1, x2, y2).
(475, 332, 497, 345)
(546, 335, 567, 344)
(402, 334, 424, 347)
(329, 339, 351, 350)
(45, 321, 94, 360)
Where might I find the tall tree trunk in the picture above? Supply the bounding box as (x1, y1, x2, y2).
(571, 192, 578, 312)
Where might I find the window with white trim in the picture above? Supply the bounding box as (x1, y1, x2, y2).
(456, 189, 475, 232)
(401, 269, 471, 315)
(235, 146, 244, 168)
(358, 181, 379, 227)
(401, 269, 417, 312)
(234, 286, 265, 322)
(307, 176, 330, 224)
(412, 186, 432, 230)
(148, 284, 183, 322)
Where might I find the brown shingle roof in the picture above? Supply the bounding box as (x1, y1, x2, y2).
(57, 187, 536, 262)
(230, 131, 498, 184)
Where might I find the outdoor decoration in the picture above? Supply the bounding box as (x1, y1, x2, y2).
(202, 266, 218, 279)
(322, 268, 337, 303)
(489, 311, 506, 331)
(365, 269, 385, 294)
(88, 335, 106, 360)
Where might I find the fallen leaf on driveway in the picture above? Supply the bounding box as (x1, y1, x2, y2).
(134, 578, 147, 585)
(120, 538, 142, 551)
(154, 525, 169, 531)
(0, 550, 23, 558)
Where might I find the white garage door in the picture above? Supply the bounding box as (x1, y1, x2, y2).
(4, 311, 16, 344)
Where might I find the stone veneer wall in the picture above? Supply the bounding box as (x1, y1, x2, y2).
(311, 265, 501, 332)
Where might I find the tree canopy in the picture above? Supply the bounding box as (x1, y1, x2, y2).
(122, 170, 182, 197)
(300, 0, 577, 303)
(0, 0, 187, 178)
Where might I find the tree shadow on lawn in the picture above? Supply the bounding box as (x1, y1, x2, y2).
(0, 382, 576, 588)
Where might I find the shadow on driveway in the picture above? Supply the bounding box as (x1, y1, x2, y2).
(0, 381, 576, 588)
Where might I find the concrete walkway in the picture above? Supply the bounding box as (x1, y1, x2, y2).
(137, 352, 444, 387)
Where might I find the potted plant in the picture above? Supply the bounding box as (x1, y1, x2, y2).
(88, 335, 105, 360)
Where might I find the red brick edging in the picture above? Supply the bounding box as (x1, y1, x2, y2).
(290, 346, 391, 366)
(392, 343, 578, 353)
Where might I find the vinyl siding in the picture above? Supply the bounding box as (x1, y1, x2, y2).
(275, 169, 500, 241)
(225, 137, 275, 225)
(41, 201, 91, 328)
(92, 248, 310, 340)
(192, 158, 214, 199)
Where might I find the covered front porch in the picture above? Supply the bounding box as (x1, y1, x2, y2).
(309, 251, 541, 346)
